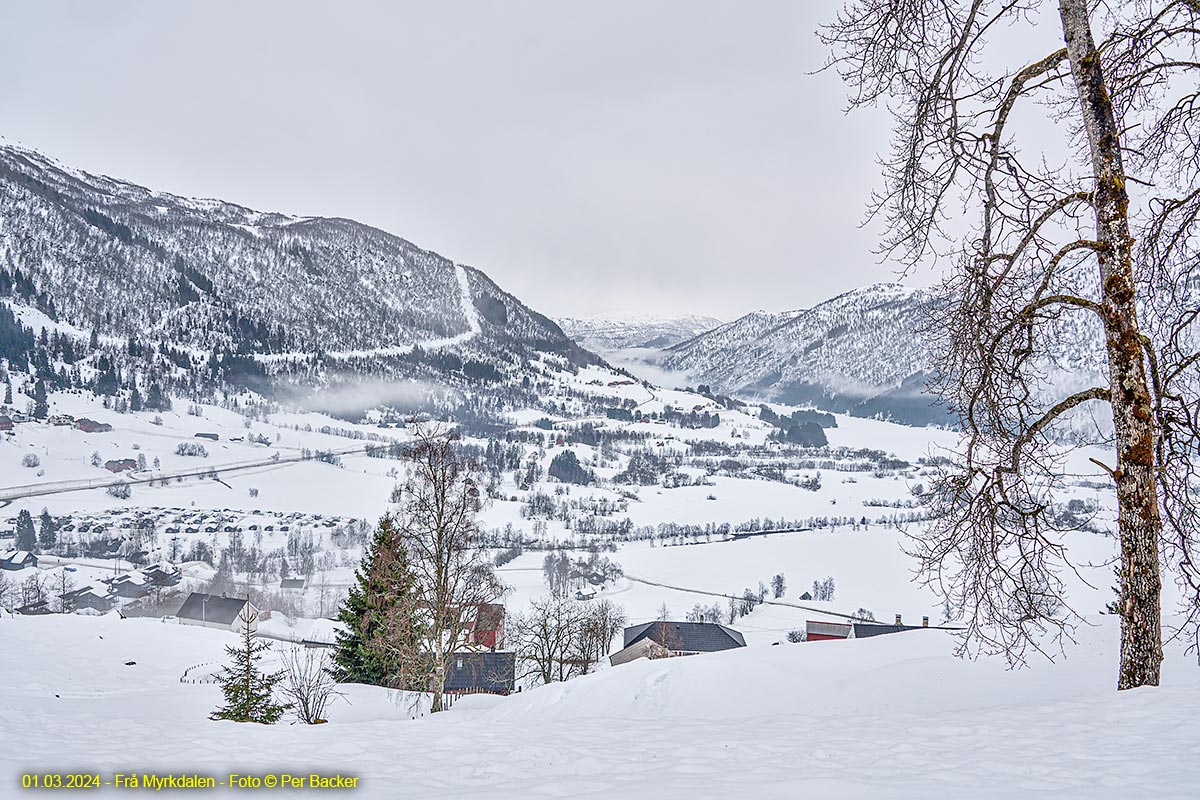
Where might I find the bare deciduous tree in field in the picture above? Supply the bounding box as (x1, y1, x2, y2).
(279, 646, 343, 725)
(823, 0, 1200, 689)
(398, 426, 504, 711)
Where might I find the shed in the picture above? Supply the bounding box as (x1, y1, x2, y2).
(806, 620, 853, 641)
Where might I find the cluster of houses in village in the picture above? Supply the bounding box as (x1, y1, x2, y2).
(6, 559, 182, 615)
(1, 507, 357, 543)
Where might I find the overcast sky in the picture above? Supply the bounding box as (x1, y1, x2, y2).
(0, 1, 913, 321)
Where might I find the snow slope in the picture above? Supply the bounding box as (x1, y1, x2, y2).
(3, 612, 1198, 798)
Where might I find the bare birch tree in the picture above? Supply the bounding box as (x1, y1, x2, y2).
(822, 0, 1200, 689)
(398, 425, 504, 711)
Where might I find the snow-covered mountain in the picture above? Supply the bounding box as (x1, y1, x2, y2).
(556, 313, 724, 351)
(0, 144, 597, 388)
(658, 283, 1108, 426)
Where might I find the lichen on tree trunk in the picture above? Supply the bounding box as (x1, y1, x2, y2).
(1058, 0, 1164, 689)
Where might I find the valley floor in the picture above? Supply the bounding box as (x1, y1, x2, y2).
(4, 613, 1198, 799)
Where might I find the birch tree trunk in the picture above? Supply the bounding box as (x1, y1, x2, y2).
(1059, 0, 1163, 689)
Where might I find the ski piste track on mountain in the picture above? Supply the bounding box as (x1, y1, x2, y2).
(253, 263, 482, 363)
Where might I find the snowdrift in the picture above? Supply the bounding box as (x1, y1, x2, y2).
(4, 613, 1199, 798)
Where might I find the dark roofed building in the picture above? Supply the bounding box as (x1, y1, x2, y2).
(176, 592, 257, 633)
(63, 585, 116, 612)
(622, 620, 746, 657)
(806, 619, 930, 642)
(444, 651, 515, 694)
(279, 578, 307, 590)
(16, 600, 52, 615)
(852, 621, 928, 639)
(0, 550, 37, 570)
(142, 564, 182, 586)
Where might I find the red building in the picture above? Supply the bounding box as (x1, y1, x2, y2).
(805, 620, 853, 642)
(466, 603, 506, 650)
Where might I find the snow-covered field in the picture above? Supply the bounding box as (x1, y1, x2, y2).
(4, 612, 1198, 798)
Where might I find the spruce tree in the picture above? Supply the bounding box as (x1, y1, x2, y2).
(129, 380, 143, 412)
(210, 603, 289, 724)
(32, 379, 48, 419)
(38, 509, 56, 550)
(15, 509, 36, 551)
(331, 515, 420, 686)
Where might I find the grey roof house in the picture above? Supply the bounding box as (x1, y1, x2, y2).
(176, 592, 258, 633)
(611, 621, 747, 665)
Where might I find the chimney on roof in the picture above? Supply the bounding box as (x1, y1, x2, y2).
(922, 616, 929, 628)
(895, 614, 902, 626)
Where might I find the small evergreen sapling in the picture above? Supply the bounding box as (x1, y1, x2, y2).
(210, 602, 290, 724)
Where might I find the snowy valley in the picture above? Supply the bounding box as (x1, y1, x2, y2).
(0, 143, 1187, 800)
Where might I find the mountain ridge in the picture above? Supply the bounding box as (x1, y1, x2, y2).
(0, 142, 601, 397)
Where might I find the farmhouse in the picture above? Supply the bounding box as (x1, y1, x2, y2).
(465, 603, 506, 650)
(194, 432, 219, 441)
(616, 620, 746, 661)
(0, 415, 12, 433)
(104, 459, 138, 473)
(75, 418, 113, 433)
(176, 593, 258, 633)
(0, 550, 37, 570)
